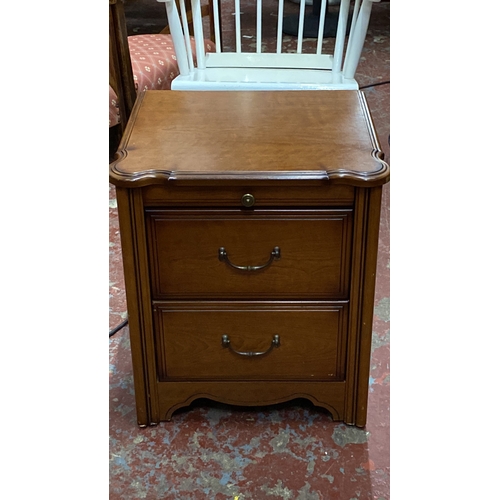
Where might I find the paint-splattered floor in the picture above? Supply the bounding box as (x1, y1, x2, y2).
(110, 2, 390, 498)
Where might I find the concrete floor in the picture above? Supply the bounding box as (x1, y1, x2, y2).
(110, 1, 390, 498)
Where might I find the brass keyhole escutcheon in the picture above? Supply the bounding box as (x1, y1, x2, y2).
(241, 193, 255, 208)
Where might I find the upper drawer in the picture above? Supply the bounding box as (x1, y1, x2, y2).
(146, 209, 352, 300)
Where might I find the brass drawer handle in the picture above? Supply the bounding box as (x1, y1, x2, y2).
(218, 246, 281, 271)
(221, 334, 280, 357)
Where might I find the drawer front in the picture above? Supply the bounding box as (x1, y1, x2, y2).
(153, 302, 348, 381)
(146, 209, 352, 300)
(142, 184, 355, 207)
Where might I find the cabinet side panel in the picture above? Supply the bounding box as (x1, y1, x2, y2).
(116, 188, 159, 425)
(344, 187, 383, 427)
(115, 187, 150, 426)
(355, 186, 383, 427)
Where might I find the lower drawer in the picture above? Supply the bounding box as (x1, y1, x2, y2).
(153, 302, 348, 381)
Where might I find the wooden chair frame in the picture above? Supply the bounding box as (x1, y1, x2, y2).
(160, 0, 380, 90)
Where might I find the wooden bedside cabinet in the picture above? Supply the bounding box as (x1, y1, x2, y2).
(109, 90, 389, 427)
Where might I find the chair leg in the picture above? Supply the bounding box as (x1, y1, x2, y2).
(109, 124, 122, 161)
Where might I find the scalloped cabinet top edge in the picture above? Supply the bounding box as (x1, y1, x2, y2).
(109, 90, 389, 188)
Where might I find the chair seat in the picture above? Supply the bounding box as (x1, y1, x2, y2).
(109, 34, 216, 127)
(170, 67, 359, 91)
(128, 34, 215, 92)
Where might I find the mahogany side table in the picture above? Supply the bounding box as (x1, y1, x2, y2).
(109, 90, 389, 427)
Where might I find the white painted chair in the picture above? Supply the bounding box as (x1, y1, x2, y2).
(157, 0, 380, 90)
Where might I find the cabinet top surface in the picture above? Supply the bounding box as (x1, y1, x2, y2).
(110, 90, 389, 187)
